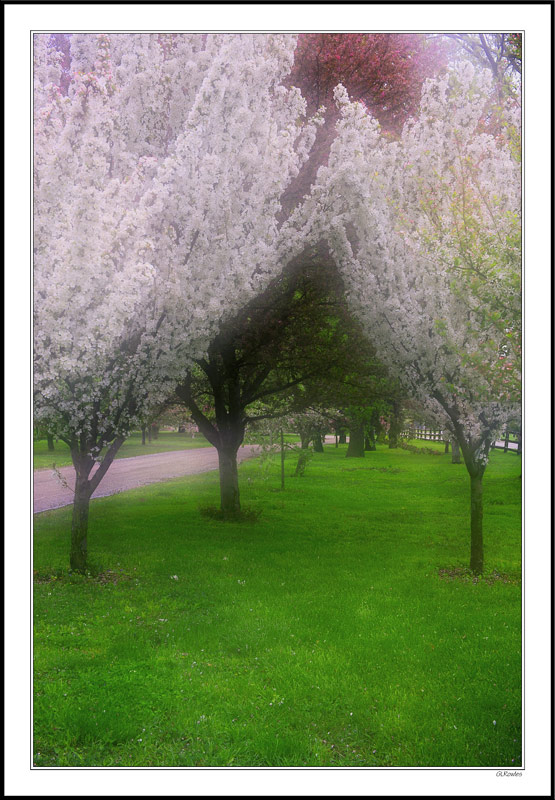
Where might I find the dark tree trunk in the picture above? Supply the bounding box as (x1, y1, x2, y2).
(141, 426, 146, 445)
(218, 446, 241, 515)
(69, 437, 125, 572)
(338, 431, 347, 444)
(148, 425, 152, 443)
(451, 438, 461, 464)
(175, 371, 246, 515)
(457, 436, 489, 575)
(364, 436, 371, 451)
(280, 428, 285, 490)
(151, 423, 159, 440)
(346, 424, 365, 457)
(388, 402, 402, 449)
(431, 392, 490, 575)
(367, 427, 376, 451)
(469, 473, 484, 574)
(47, 433, 55, 452)
(300, 434, 311, 449)
(313, 433, 324, 452)
(70, 476, 91, 572)
(444, 440, 450, 454)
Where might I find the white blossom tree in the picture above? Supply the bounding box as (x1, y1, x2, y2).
(307, 63, 521, 573)
(34, 33, 320, 570)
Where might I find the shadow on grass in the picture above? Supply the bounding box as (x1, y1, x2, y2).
(198, 505, 263, 523)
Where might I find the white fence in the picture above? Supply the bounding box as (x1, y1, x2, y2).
(403, 427, 521, 454)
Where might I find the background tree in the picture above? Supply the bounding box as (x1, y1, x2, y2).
(174, 257, 376, 514)
(440, 33, 522, 81)
(289, 33, 446, 132)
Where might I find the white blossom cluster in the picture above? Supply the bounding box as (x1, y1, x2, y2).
(34, 34, 318, 450)
(309, 64, 521, 463)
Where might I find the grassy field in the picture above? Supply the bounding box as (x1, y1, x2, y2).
(33, 431, 213, 470)
(33, 443, 522, 767)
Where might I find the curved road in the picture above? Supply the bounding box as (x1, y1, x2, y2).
(33, 445, 259, 513)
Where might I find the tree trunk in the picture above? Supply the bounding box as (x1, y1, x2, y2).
(388, 401, 402, 448)
(469, 473, 484, 574)
(313, 433, 324, 452)
(70, 477, 91, 572)
(300, 434, 311, 449)
(451, 438, 461, 464)
(218, 447, 240, 515)
(141, 425, 146, 445)
(367, 427, 376, 451)
(280, 428, 285, 490)
(148, 425, 152, 443)
(69, 436, 125, 572)
(338, 431, 347, 444)
(364, 436, 371, 451)
(346, 424, 365, 457)
(47, 433, 55, 452)
(444, 440, 450, 454)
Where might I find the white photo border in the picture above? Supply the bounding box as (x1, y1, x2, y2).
(6, 3, 551, 797)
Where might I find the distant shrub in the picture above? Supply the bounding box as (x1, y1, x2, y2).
(400, 442, 443, 456)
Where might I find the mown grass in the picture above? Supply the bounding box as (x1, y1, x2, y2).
(33, 444, 522, 767)
(33, 431, 213, 470)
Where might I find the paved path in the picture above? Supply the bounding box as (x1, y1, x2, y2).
(33, 445, 259, 513)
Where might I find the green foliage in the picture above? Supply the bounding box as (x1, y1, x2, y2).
(34, 446, 521, 767)
(293, 448, 313, 477)
(399, 441, 444, 456)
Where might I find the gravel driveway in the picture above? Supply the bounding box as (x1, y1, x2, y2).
(33, 445, 259, 513)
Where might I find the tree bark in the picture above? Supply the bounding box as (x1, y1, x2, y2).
(70, 476, 91, 572)
(346, 423, 365, 457)
(388, 401, 402, 448)
(218, 446, 241, 515)
(300, 434, 311, 449)
(338, 431, 347, 444)
(469, 473, 484, 574)
(451, 438, 461, 464)
(280, 428, 285, 490)
(69, 436, 125, 571)
(313, 433, 324, 452)
(444, 440, 450, 454)
(47, 433, 55, 452)
(141, 426, 146, 445)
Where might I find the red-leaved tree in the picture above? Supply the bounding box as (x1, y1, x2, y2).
(289, 33, 446, 132)
(281, 33, 446, 215)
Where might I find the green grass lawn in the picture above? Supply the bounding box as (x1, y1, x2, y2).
(33, 431, 213, 470)
(33, 444, 522, 767)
